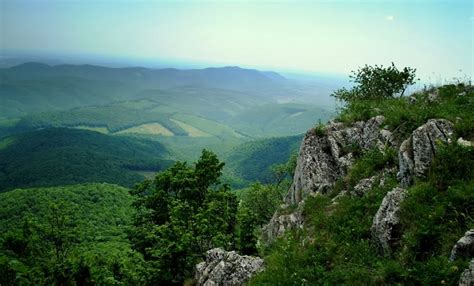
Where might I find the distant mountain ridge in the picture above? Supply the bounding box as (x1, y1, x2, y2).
(4, 62, 286, 88)
(0, 62, 294, 119)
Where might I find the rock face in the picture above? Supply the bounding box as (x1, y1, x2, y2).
(287, 116, 393, 205)
(371, 187, 407, 255)
(262, 116, 395, 244)
(450, 230, 474, 262)
(459, 259, 474, 286)
(195, 248, 264, 286)
(398, 119, 454, 187)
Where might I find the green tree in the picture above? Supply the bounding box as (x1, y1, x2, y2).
(332, 63, 417, 103)
(129, 149, 238, 285)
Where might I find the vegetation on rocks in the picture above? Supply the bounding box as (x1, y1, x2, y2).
(249, 65, 473, 285)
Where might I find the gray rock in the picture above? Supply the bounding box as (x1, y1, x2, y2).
(195, 248, 264, 286)
(459, 259, 474, 286)
(352, 176, 377, 197)
(287, 116, 393, 205)
(450, 230, 474, 262)
(458, 137, 473, 147)
(371, 187, 407, 255)
(398, 119, 454, 187)
(398, 137, 414, 187)
(412, 119, 454, 176)
(261, 116, 396, 244)
(428, 92, 439, 103)
(261, 202, 304, 245)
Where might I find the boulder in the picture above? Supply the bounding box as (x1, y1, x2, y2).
(371, 187, 407, 255)
(458, 137, 473, 147)
(398, 119, 454, 187)
(352, 176, 377, 197)
(195, 248, 264, 286)
(428, 92, 439, 103)
(459, 259, 474, 286)
(450, 230, 474, 262)
(261, 202, 304, 245)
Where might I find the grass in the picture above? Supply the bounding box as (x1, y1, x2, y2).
(74, 125, 110, 134)
(337, 83, 474, 141)
(173, 113, 245, 139)
(116, 122, 174, 136)
(169, 118, 213, 137)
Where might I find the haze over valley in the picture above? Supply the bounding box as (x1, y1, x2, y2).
(0, 0, 472, 285)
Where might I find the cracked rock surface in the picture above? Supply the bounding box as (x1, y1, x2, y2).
(459, 259, 474, 286)
(287, 116, 393, 205)
(195, 248, 264, 286)
(450, 230, 474, 262)
(398, 119, 454, 187)
(371, 187, 407, 255)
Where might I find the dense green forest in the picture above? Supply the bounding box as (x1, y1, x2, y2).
(0, 128, 173, 192)
(0, 183, 144, 285)
(223, 135, 301, 187)
(0, 152, 292, 285)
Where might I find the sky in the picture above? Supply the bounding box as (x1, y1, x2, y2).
(1, 0, 473, 81)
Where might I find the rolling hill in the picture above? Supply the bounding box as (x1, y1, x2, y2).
(223, 134, 303, 187)
(0, 128, 172, 192)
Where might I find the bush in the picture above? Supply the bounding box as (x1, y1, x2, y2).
(332, 63, 416, 103)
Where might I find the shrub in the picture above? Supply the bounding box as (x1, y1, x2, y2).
(332, 63, 416, 103)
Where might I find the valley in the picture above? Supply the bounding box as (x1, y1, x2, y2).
(0, 62, 335, 192)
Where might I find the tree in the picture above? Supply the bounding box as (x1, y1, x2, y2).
(129, 149, 238, 285)
(332, 63, 417, 103)
(0, 202, 80, 285)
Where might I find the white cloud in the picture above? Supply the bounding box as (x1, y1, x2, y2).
(386, 15, 394, 21)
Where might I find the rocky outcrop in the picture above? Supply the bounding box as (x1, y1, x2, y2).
(459, 259, 474, 286)
(261, 116, 395, 244)
(450, 230, 474, 261)
(287, 116, 394, 205)
(261, 202, 304, 245)
(398, 119, 454, 187)
(371, 187, 407, 255)
(352, 176, 377, 197)
(195, 248, 264, 286)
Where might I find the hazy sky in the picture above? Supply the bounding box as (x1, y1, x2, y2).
(1, 0, 472, 80)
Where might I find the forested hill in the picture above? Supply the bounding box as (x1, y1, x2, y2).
(0, 128, 172, 192)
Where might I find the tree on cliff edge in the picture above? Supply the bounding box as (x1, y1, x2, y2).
(332, 63, 417, 103)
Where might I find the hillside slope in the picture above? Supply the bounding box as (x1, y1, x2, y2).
(249, 83, 474, 285)
(223, 135, 302, 187)
(0, 128, 172, 192)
